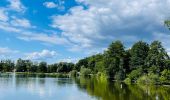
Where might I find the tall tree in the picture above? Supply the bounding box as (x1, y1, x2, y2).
(146, 41, 169, 73)
(130, 41, 149, 70)
(104, 41, 125, 78)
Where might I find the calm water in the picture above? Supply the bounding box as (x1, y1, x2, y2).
(0, 73, 170, 100)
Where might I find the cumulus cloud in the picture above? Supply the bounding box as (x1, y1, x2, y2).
(25, 49, 58, 60)
(43, 1, 65, 10)
(51, 0, 170, 53)
(7, 0, 26, 12)
(43, 2, 58, 8)
(153, 32, 170, 55)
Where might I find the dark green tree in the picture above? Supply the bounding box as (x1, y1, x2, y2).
(57, 62, 74, 73)
(38, 62, 47, 73)
(130, 41, 149, 70)
(16, 59, 27, 72)
(146, 41, 169, 73)
(75, 58, 88, 71)
(104, 41, 125, 78)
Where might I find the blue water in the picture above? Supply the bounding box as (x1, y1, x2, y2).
(0, 73, 95, 100)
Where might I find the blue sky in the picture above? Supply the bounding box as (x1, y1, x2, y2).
(0, 0, 170, 63)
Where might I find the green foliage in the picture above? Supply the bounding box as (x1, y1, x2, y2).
(38, 62, 47, 73)
(16, 59, 28, 72)
(130, 41, 149, 70)
(137, 74, 160, 84)
(70, 70, 78, 77)
(160, 69, 170, 84)
(1, 40, 170, 84)
(148, 66, 160, 74)
(57, 62, 74, 73)
(124, 78, 132, 84)
(0, 60, 14, 72)
(114, 70, 126, 80)
(127, 67, 143, 81)
(145, 41, 169, 72)
(80, 66, 92, 76)
(76, 58, 88, 71)
(104, 41, 125, 78)
(164, 20, 170, 30)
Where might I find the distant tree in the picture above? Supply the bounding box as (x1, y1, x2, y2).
(38, 62, 47, 73)
(57, 62, 74, 73)
(75, 58, 88, 71)
(25, 60, 33, 72)
(0, 60, 14, 72)
(0, 61, 2, 71)
(47, 63, 58, 73)
(16, 59, 27, 72)
(130, 41, 149, 70)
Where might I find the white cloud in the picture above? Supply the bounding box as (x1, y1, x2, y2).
(25, 49, 58, 60)
(51, 0, 170, 53)
(153, 32, 170, 56)
(43, 2, 58, 8)
(7, 0, 26, 12)
(10, 17, 33, 28)
(17, 32, 71, 45)
(43, 1, 65, 10)
(0, 47, 19, 55)
(0, 22, 22, 33)
(0, 9, 8, 22)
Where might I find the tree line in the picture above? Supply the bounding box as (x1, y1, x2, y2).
(1, 40, 170, 84)
(0, 59, 74, 73)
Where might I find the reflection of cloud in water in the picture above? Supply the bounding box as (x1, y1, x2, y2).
(0, 74, 97, 100)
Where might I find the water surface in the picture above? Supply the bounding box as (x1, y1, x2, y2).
(0, 73, 170, 100)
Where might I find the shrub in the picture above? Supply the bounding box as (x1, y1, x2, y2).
(70, 70, 77, 77)
(80, 67, 91, 76)
(124, 78, 132, 84)
(160, 69, 170, 84)
(137, 74, 160, 84)
(127, 67, 143, 82)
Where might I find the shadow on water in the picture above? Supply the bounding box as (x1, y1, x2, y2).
(73, 76, 170, 100)
(0, 73, 170, 100)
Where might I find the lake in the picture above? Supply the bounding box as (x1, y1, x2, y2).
(0, 73, 170, 100)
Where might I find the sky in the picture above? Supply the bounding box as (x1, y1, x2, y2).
(0, 0, 170, 63)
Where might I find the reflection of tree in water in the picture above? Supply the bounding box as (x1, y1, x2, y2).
(74, 77, 170, 100)
(55, 78, 74, 87)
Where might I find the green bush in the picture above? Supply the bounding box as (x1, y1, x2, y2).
(127, 67, 143, 82)
(80, 67, 91, 76)
(137, 74, 160, 84)
(160, 69, 170, 84)
(70, 70, 77, 77)
(114, 70, 125, 81)
(124, 78, 132, 84)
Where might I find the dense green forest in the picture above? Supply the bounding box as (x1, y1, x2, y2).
(0, 40, 170, 84)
